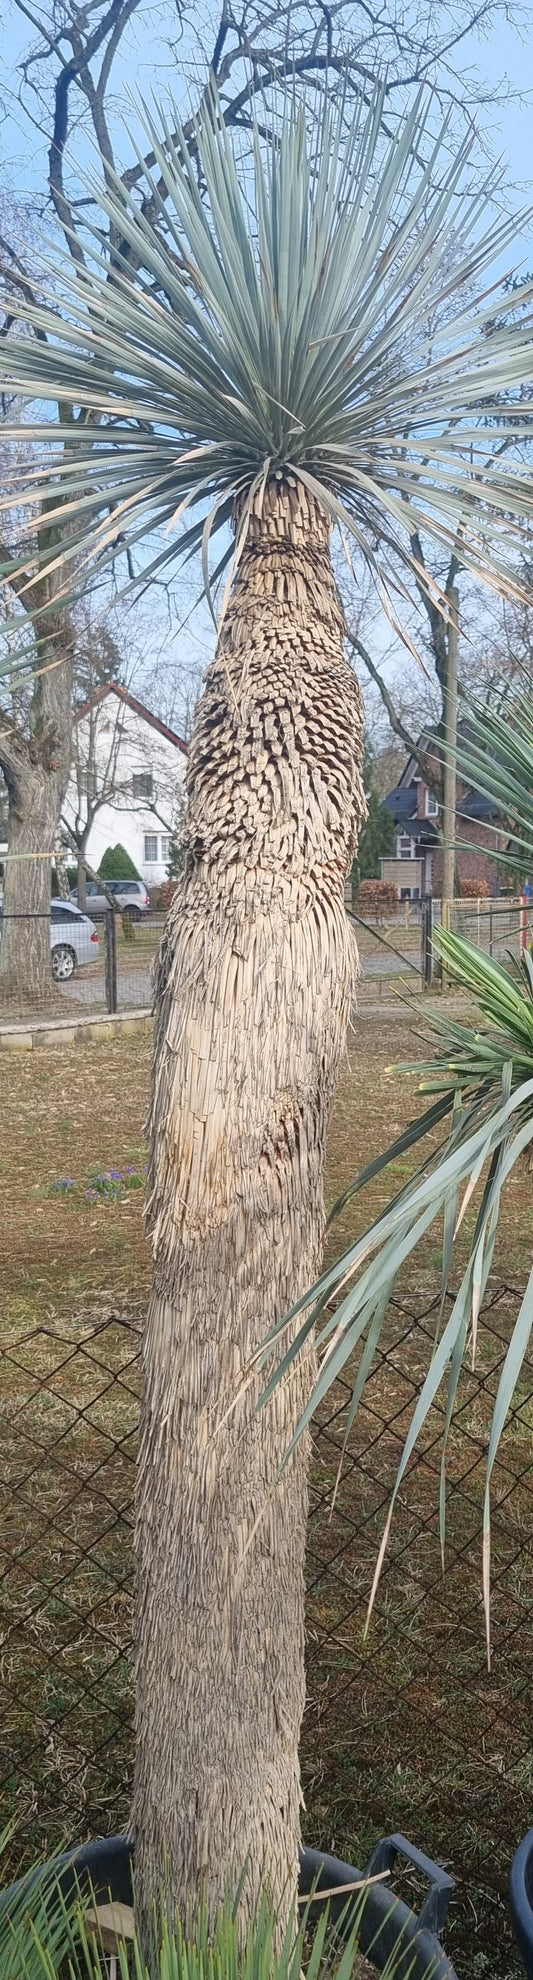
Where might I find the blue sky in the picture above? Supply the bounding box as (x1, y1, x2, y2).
(471, 12, 532, 190)
(2, 3, 532, 203)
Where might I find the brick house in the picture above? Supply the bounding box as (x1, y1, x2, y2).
(380, 729, 505, 900)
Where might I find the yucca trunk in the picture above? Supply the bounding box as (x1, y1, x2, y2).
(134, 481, 365, 1934)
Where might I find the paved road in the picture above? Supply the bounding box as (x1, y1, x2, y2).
(58, 947, 423, 1012)
(60, 965, 152, 1011)
(361, 949, 420, 980)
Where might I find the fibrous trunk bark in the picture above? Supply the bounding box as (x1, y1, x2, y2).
(0, 615, 73, 1008)
(135, 481, 365, 1937)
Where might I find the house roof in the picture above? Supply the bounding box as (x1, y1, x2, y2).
(407, 818, 439, 844)
(75, 682, 188, 755)
(398, 720, 501, 789)
(389, 722, 502, 825)
(458, 792, 500, 821)
(383, 789, 417, 821)
(382, 788, 438, 841)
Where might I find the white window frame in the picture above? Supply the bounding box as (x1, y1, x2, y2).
(144, 833, 159, 862)
(160, 835, 172, 861)
(397, 834, 414, 858)
(426, 790, 439, 817)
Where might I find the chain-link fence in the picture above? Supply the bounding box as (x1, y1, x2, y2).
(348, 904, 425, 1003)
(425, 897, 533, 989)
(1, 1289, 532, 1976)
(0, 909, 163, 1021)
(303, 1285, 533, 1980)
(349, 896, 533, 1004)
(1, 896, 531, 1022)
(0, 1315, 140, 1856)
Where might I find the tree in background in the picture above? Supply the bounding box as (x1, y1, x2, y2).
(0, 195, 85, 1000)
(0, 480, 76, 1000)
(166, 837, 184, 881)
(66, 608, 127, 908)
(165, 800, 186, 882)
(73, 614, 125, 709)
(351, 748, 397, 900)
(347, 462, 533, 792)
(351, 544, 533, 829)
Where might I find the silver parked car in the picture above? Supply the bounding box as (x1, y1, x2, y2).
(50, 901, 100, 979)
(70, 878, 151, 921)
(0, 899, 100, 981)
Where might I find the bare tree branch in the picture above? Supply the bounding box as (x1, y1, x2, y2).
(46, 0, 138, 268)
(408, 530, 461, 692)
(346, 628, 439, 789)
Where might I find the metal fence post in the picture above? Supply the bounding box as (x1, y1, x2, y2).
(105, 908, 117, 1014)
(440, 896, 451, 992)
(421, 894, 433, 989)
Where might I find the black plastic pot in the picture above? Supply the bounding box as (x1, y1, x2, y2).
(0, 1831, 459, 1980)
(510, 1829, 533, 1976)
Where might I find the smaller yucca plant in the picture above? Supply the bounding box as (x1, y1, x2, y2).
(0, 1840, 428, 1980)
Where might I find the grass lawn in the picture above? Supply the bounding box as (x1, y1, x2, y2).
(1, 1004, 532, 1978)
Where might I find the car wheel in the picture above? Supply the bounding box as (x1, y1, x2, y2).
(123, 905, 141, 922)
(52, 944, 76, 981)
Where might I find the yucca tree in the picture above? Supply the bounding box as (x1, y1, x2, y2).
(2, 80, 533, 1935)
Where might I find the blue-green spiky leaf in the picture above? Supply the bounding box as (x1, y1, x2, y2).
(2, 82, 533, 673)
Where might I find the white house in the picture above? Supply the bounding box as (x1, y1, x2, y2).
(64, 682, 188, 888)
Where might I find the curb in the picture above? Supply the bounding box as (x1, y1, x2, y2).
(0, 991, 469, 1047)
(0, 1007, 152, 1050)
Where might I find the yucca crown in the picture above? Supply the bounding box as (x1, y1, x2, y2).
(1, 79, 533, 652)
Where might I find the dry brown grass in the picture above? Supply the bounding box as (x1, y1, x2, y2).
(1, 1033, 153, 1335)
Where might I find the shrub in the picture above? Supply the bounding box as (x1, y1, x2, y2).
(160, 879, 180, 911)
(99, 843, 141, 880)
(457, 876, 490, 898)
(351, 790, 396, 897)
(166, 831, 185, 880)
(356, 878, 398, 919)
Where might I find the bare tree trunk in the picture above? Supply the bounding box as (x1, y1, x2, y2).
(77, 854, 88, 913)
(0, 617, 73, 1008)
(53, 838, 71, 900)
(134, 482, 366, 1936)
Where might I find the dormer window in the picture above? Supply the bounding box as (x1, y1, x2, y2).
(133, 771, 154, 801)
(79, 767, 96, 800)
